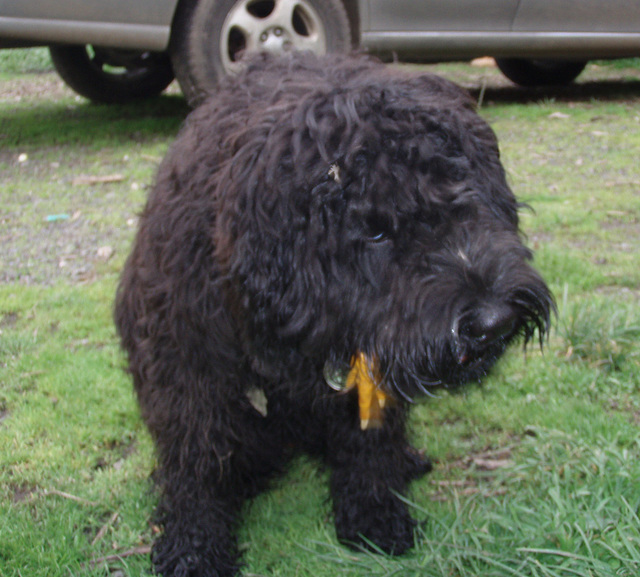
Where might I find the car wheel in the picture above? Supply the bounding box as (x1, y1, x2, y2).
(49, 45, 175, 104)
(495, 58, 587, 87)
(170, 0, 352, 107)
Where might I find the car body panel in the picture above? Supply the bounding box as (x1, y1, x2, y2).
(0, 0, 639, 58)
(0, 0, 179, 49)
(513, 0, 640, 34)
(0, 18, 170, 50)
(0, 0, 177, 24)
(363, 0, 519, 32)
(359, 0, 640, 60)
(360, 31, 640, 61)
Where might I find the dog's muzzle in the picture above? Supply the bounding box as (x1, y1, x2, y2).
(454, 302, 518, 365)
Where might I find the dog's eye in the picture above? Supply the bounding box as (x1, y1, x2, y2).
(368, 231, 388, 243)
(364, 214, 394, 244)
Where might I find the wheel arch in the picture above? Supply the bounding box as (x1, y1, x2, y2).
(168, 0, 361, 49)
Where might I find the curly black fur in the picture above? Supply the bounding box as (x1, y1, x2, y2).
(115, 52, 553, 576)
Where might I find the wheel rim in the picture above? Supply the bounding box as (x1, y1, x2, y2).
(220, 0, 327, 74)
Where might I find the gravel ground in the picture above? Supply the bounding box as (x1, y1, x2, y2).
(2, 60, 640, 285)
(0, 156, 155, 285)
(1, 71, 182, 285)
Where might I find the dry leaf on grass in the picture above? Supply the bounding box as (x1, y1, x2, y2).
(72, 174, 124, 186)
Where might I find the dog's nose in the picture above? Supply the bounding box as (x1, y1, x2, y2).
(466, 303, 517, 346)
(456, 303, 517, 365)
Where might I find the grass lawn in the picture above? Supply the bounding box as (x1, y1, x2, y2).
(1, 49, 640, 576)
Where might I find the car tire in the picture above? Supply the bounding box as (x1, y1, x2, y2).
(170, 0, 352, 107)
(49, 45, 175, 104)
(495, 58, 587, 87)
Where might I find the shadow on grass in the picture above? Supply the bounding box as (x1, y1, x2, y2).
(470, 78, 640, 106)
(4, 76, 640, 149)
(1, 94, 190, 148)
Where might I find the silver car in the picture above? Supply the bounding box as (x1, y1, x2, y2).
(1, 0, 639, 105)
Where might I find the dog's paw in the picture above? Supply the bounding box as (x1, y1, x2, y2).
(334, 492, 417, 555)
(152, 525, 239, 577)
(403, 446, 433, 481)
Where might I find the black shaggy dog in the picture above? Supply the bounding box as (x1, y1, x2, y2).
(115, 52, 553, 576)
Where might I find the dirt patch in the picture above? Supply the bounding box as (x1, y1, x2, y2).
(0, 70, 181, 103)
(0, 214, 135, 285)
(0, 311, 19, 328)
(429, 444, 517, 501)
(595, 286, 640, 301)
(12, 482, 37, 503)
(0, 72, 73, 102)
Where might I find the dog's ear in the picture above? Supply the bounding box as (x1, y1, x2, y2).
(213, 134, 339, 346)
(452, 110, 521, 228)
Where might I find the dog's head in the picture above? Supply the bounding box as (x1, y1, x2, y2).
(214, 53, 554, 399)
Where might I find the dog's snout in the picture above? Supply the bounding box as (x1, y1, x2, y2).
(454, 303, 517, 366)
(455, 303, 518, 366)
(467, 304, 517, 345)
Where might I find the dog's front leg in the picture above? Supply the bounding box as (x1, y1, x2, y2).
(148, 398, 246, 577)
(326, 400, 429, 555)
(144, 369, 282, 577)
(152, 480, 241, 577)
